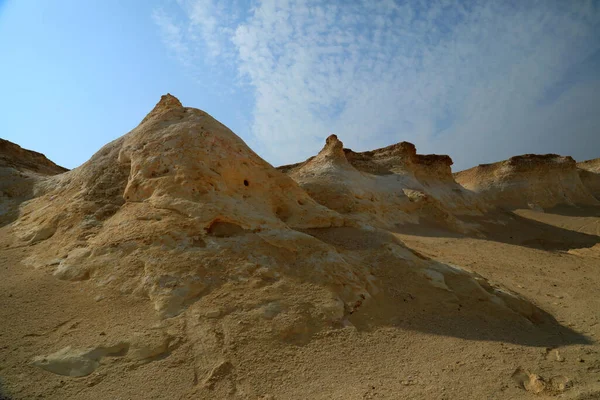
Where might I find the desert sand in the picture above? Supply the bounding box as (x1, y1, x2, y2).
(1, 95, 599, 399)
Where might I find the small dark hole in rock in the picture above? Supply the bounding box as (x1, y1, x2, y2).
(243, 180, 249, 186)
(206, 220, 246, 237)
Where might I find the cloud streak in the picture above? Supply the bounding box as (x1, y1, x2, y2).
(154, 0, 600, 170)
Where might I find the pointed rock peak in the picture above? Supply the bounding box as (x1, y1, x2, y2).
(317, 134, 346, 160)
(325, 134, 343, 149)
(285, 134, 353, 174)
(157, 93, 182, 108)
(141, 93, 184, 124)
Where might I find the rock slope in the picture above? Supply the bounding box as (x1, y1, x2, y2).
(578, 158, 600, 201)
(455, 154, 599, 210)
(279, 135, 485, 232)
(10, 95, 540, 323)
(0, 138, 67, 226)
(1, 95, 585, 398)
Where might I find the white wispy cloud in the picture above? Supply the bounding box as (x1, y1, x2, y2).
(152, 7, 191, 67)
(153, 0, 600, 170)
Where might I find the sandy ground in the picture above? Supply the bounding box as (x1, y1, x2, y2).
(1, 207, 600, 399)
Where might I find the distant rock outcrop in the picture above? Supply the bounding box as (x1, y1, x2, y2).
(578, 158, 600, 201)
(0, 138, 67, 226)
(0, 139, 67, 175)
(455, 154, 599, 210)
(279, 135, 484, 232)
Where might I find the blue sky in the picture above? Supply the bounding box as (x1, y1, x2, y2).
(1, 0, 600, 171)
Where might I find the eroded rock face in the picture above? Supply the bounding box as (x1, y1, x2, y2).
(9, 95, 564, 393)
(0, 139, 68, 176)
(579, 158, 600, 173)
(511, 367, 572, 395)
(279, 135, 484, 232)
(578, 158, 600, 201)
(0, 139, 68, 226)
(14, 94, 350, 319)
(11, 96, 544, 325)
(31, 331, 175, 377)
(455, 154, 599, 210)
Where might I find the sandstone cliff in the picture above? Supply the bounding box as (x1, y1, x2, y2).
(454, 154, 599, 210)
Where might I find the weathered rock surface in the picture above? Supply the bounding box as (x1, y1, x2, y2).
(31, 330, 176, 377)
(279, 135, 484, 232)
(455, 154, 599, 210)
(511, 367, 572, 395)
(32, 343, 130, 377)
(0, 139, 67, 176)
(0, 139, 67, 226)
(3, 94, 587, 399)
(12, 96, 544, 326)
(578, 158, 600, 201)
(7, 95, 549, 328)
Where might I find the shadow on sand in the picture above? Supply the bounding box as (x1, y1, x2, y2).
(541, 204, 600, 217)
(396, 208, 600, 252)
(349, 292, 592, 348)
(303, 226, 593, 349)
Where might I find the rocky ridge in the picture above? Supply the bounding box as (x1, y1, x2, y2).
(0, 139, 67, 226)
(454, 154, 599, 210)
(578, 158, 600, 201)
(10, 95, 541, 325)
(278, 135, 485, 232)
(1, 94, 598, 398)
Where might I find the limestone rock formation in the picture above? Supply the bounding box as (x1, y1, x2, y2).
(7, 95, 549, 327)
(455, 154, 599, 210)
(2, 94, 580, 399)
(13, 94, 350, 318)
(0, 138, 67, 226)
(578, 158, 600, 201)
(279, 135, 484, 232)
(10, 96, 541, 325)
